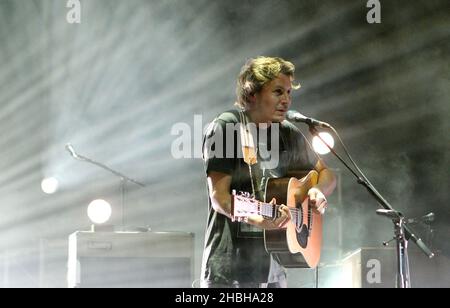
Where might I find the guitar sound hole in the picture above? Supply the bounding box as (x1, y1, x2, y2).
(296, 224, 308, 248)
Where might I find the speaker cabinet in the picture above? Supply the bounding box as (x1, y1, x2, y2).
(68, 231, 194, 288)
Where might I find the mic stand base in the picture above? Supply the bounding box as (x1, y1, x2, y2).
(379, 211, 411, 288)
(393, 216, 411, 288)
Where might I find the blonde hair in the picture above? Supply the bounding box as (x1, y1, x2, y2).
(235, 56, 301, 109)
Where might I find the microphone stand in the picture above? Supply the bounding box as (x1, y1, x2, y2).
(307, 125, 434, 288)
(66, 144, 145, 231)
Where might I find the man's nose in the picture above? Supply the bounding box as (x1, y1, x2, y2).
(281, 94, 291, 105)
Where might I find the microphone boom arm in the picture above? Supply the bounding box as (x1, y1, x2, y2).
(65, 144, 145, 187)
(76, 154, 144, 188)
(65, 143, 146, 230)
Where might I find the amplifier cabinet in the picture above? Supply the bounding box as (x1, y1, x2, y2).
(68, 231, 194, 288)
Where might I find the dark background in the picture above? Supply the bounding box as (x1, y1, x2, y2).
(0, 0, 448, 287)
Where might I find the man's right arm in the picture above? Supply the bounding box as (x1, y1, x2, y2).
(207, 171, 233, 218)
(207, 171, 291, 230)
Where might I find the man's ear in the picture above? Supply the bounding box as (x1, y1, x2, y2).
(248, 93, 256, 104)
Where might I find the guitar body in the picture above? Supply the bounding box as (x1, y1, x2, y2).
(264, 170, 322, 268)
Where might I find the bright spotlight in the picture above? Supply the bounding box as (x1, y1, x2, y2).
(41, 177, 59, 194)
(87, 199, 112, 224)
(312, 132, 335, 155)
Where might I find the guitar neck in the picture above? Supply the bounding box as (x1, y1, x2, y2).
(260, 202, 298, 220)
(231, 192, 299, 222)
(260, 202, 278, 219)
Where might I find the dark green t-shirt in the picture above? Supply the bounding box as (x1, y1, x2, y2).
(201, 109, 318, 285)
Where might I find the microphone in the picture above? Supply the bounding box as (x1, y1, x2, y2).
(408, 212, 435, 225)
(286, 110, 331, 128)
(65, 143, 79, 159)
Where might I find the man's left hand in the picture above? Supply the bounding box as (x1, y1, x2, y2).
(308, 187, 328, 214)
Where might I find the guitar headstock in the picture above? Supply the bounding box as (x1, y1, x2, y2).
(231, 191, 261, 222)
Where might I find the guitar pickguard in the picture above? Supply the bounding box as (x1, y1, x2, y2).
(296, 225, 309, 248)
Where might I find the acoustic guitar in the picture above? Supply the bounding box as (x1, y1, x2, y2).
(231, 170, 322, 268)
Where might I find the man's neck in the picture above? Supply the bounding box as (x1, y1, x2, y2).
(244, 110, 272, 128)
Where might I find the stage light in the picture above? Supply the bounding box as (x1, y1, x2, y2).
(41, 177, 59, 194)
(312, 132, 335, 155)
(87, 199, 112, 224)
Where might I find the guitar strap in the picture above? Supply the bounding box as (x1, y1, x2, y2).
(238, 110, 258, 198)
(237, 111, 268, 238)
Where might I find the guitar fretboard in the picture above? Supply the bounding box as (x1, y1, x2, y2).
(260, 202, 303, 228)
(232, 193, 316, 231)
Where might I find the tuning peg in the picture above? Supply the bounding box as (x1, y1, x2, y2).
(237, 191, 250, 198)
